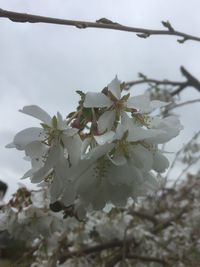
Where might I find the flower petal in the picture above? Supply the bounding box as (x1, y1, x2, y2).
(10, 127, 46, 150)
(98, 110, 116, 133)
(108, 76, 121, 100)
(50, 156, 69, 202)
(108, 152, 127, 166)
(62, 134, 82, 166)
(94, 131, 115, 145)
(21, 168, 35, 179)
(147, 116, 183, 144)
(57, 112, 66, 129)
(19, 105, 52, 125)
(114, 123, 126, 140)
(152, 151, 169, 173)
(25, 141, 48, 170)
(121, 112, 162, 142)
(129, 144, 153, 172)
(84, 92, 112, 108)
(150, 100, 169, 111)
(5, 142, 15, 148)
(62, 182, 76, 207)
(31, 143, 62, 183)
(127, 95, 150, 112)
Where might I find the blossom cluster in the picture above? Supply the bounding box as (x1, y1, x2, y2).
(6, 77, 182, 217)
(1, 173, 200, 267)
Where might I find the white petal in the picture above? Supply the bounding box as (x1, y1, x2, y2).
(114, 123, 126, 140)
(94, 131, 115, 145)
(25, 141, 47, 158)
(50, 158, 68, 202)
(25, 141, 48, 170)
(62, 184, 76, 206)
(77, 169, 106, 210)
(143, 172, 159, 192)
(19, 105, 52, 125)
(147, 116, 183, 144)
(108, 152, 127, 166)
(98, 110, 116, 133)
(84, 92, 112, 108)
(57, 112, 65, 129)
(67, 143, 114, 183)
(152, 151, 169, 173)
(129, 144, 153, 171)
(150, 100, 170, 111)
(84, 143, 114, 161)
(74, 202, 87, 220)
(121, 113, 161, 142)
(62, 134, 82, 166)
(31, 143, 62, 183)
(5, 142, 15, 148)
(63, 127, 78, 136)
(81, 137, 92, 155)
(12, 127, 45, 150)
(127, 95, 150, 112)
(108, 76, 121, 100)
(21, 168, 35, 179)
(108, 162, 140, 185)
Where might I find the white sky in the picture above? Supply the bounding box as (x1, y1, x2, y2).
(0, 0, 200, 198)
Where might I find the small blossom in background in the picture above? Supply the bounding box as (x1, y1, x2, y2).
(6, 76, 183, 217)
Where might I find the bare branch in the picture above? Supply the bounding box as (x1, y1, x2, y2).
(0, 9, 200, 43)
(124, 78, 184, 90)
(167, 99, 200, 110)
(59, 239, 130, 264)
(129, 210, 158, 225)
(166, 130, 200, 181)
(127, 253, 168, 266)
(125, 66, 200, 96)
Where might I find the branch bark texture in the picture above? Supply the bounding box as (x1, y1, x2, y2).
(0, 9, 200, 43)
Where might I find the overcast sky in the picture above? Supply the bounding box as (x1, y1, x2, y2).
(0, 0, 200, 198)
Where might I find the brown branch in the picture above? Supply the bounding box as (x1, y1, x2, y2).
(125, 66, 200, 96)
(59, 237, 168, 266)
(166, 130, 200, 181)
(125, 78, 184, 89)
(127, 253, 168, 266)
(129, 210, 158, 225)
(153, 205, 189, 234)
(168, 98, 200, 110)
(59, 239, 130, 264)
(0, 9, 200, 43)
(105, 251, 168, 267)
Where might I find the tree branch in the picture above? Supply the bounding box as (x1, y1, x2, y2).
(168, 99, 200, 110)
(127, 253, 168, 266)
(125, 66, 200, 96)
(128, 210, 158, 225)
(58, 239, 130, 264)
(0, 9, 200, 43)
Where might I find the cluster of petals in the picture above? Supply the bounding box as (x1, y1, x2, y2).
(6, 76, 183, 216)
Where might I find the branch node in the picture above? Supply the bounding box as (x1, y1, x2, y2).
(137, 33, 150, 39)
(161, 20, 175, 32)
(138, 72, 147, 79)
(96, 18, 119, 25)
(76, 23, 87, 29)
(177, 37, 188, 43)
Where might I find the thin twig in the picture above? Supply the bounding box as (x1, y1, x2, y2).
(173, 156, 200, 187)
(59, 239, 131, 264)
(125, 66, 200, 96)
(167, 99, 200, 110)
(129, 210, 158, 224)
(127, 253, 168, 266)
(166, 130, 200, 181)
(0, 9, 200, 43)
(125, 78, 184, 90)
